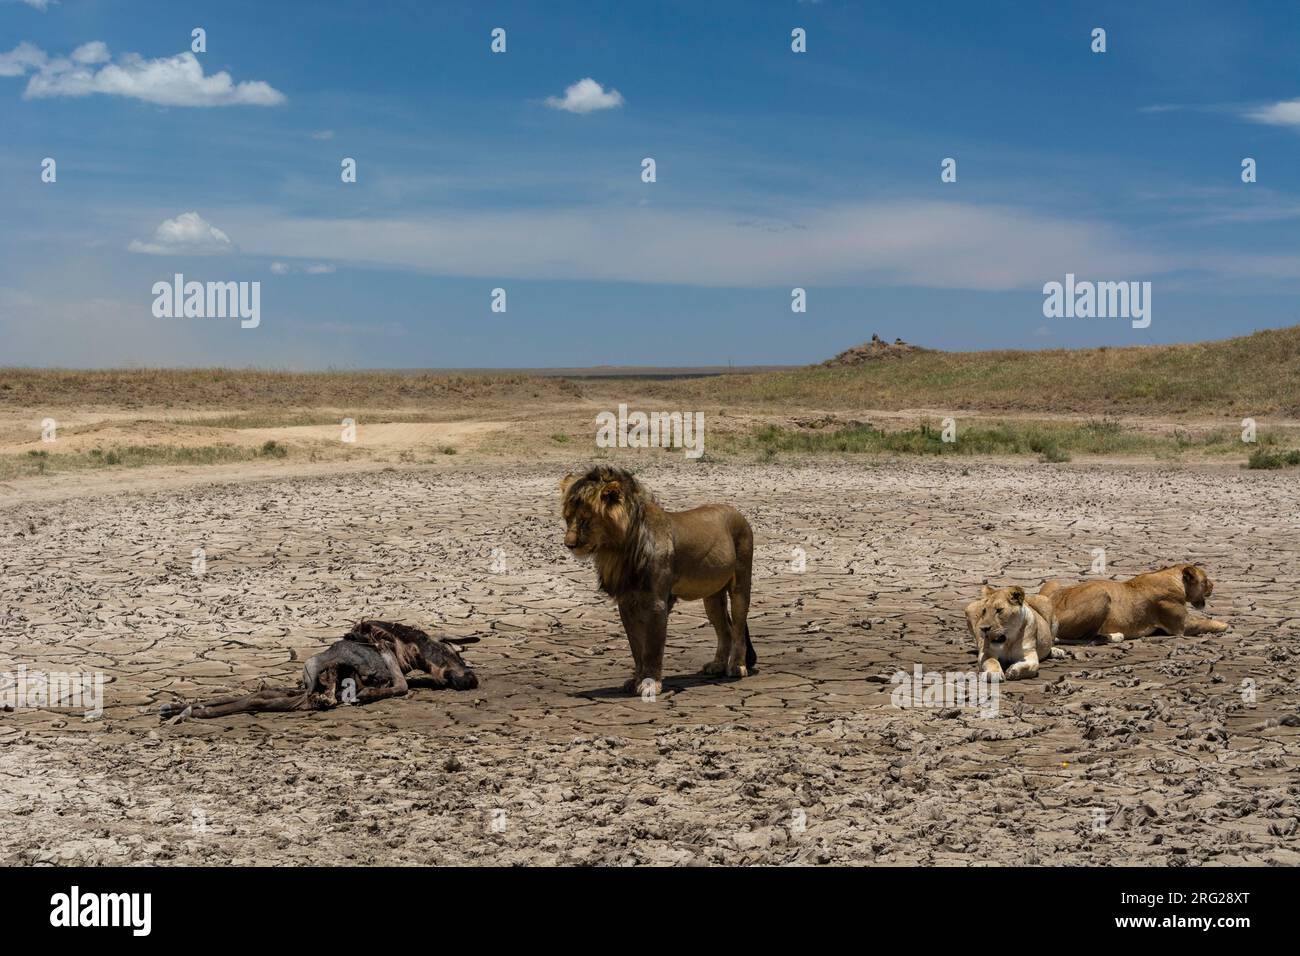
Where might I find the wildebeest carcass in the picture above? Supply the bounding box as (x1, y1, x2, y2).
(159, 620, 479, 721)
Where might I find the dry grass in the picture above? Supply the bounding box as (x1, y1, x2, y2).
(644, 325, 1300, 418)
(0, 368, 584, 409)
(3, 328, 1297, 478)
(0, 442, 300, 481)
(186, 410, 460, 429)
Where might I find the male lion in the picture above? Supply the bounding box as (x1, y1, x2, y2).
(964, 585, 1064, 680)
(1039, 563, 1229, 643)
(559, 466, 756, 695)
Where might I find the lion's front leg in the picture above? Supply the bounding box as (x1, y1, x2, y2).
(979, 655, 1004, 680)
(1004, 653, 1039, 680)
(1154, 600, 1188, 638)
(617, 596, 647, 693)
(637, 593, 670, 697)
(1185, 615, 1229, 635)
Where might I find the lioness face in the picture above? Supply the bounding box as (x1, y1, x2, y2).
(968, 585, 1026, 644)
(1182, 564, 1213, 609)
(559, 473, 630, 557)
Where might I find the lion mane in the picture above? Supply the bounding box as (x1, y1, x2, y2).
(562, 465, 656, 597)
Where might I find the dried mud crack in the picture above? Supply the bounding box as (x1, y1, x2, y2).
(2, 459, 1297, 865)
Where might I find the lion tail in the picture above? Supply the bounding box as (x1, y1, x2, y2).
(744, 623, 757, 672)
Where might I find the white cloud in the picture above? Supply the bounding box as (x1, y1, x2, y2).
(128, 212, 233, 255)
(70, 41, 110, 65)
(0, 41, 284, 106)
(0, 41, 46, 77)
(11, 0, 55, 10)
(544, 77, 623, 114)
(1243, 98, 1300, 127)
(217, 201, 1172, 291)
(311, 129, 334, 140)
(270, 261, 291, 275)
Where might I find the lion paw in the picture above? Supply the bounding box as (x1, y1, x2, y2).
(701, 660, 727, 676)
(621, 676, 640, 694)
(726, 664, 749, 679)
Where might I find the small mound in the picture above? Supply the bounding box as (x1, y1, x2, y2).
(820, 334, 931, 367)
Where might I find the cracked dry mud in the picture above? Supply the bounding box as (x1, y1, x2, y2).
(2, 458, 1298, 866)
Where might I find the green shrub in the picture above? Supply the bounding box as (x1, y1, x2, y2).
(1247, 447, 1300, 469)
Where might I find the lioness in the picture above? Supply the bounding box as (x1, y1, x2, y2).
(559, 466, 756, 696)
(1039, 563, 1228, 643)
(965, 585, 1065, 680)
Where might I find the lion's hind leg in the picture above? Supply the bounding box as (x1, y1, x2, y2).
(1054, 590, 1113, 643)
(701, 590, 731, 676)
(725, 577, 752, 678)
(722, 518, 755, 679)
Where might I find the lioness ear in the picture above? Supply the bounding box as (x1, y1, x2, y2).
(1181, 565, 1198, 586)
(1008, 586, 1025, 605)
(981, 584, 995, 598)
(559, 474, 576, 496)
(600, 480, 622, 506)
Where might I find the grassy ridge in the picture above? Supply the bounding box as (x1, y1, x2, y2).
(5, 326, 1297, 418)
(651, 326, 1300, 417)
(0, 368, 581, 408)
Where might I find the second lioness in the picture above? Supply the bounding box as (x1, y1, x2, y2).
(560, 466, 756, 696)
(1039, 563, 1229, 642)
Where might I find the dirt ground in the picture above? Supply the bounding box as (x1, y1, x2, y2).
(2, 453, 1298, 866)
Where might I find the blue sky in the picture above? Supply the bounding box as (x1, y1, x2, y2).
(1, 0, 1299, 368)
